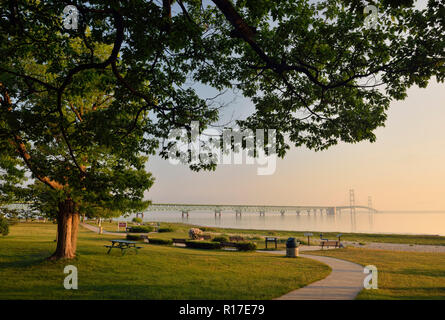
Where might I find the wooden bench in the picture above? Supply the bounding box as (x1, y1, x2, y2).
(265, 237, 278, 249)
(229, 236, 244, 242)
(320, 240, 339, 249)
(172, 238, 187, 246)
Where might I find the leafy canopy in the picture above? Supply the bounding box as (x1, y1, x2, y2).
(0, 0, 444, 210)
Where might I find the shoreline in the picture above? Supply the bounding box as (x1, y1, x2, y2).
(110, 218, 445, 239)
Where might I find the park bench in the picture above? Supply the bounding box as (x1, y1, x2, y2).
(229, 236, 244, 242)
(320, 240, 339, 249)
(172, 238, 187, 246)
(265, 237, 278, 249)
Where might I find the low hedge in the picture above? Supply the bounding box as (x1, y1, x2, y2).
(235, 241, 257, 251)
(185, 240, 222, 250)
(157, 227, 174, 233)
(148, 238, 173, 245)
(126, 234, 144, 241)
(212, 236, 228, 243)
(127, 225, 153, 233)
(199, 226, 217, 232)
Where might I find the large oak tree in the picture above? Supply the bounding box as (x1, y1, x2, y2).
(0, 0, 444, 259)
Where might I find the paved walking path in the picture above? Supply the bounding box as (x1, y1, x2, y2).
(264, 251, 366, 300)
(80, 222, 127, 236)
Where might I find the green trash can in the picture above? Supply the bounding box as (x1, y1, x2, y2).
(286, 238, 299, 258)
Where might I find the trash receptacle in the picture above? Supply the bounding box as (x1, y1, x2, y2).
(286, 238, 299, 257)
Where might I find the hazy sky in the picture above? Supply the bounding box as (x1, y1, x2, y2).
(145, 1, 442, 211)
(144, 79, 445, 211)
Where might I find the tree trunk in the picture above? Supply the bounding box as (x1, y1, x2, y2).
(48, 199, 79, 260)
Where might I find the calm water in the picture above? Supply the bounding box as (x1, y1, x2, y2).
(122, 211, 445, 236)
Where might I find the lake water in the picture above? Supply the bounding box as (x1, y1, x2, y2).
(122, 210, 445, 236)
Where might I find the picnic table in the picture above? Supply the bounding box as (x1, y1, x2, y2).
(104, 240, 142, 256)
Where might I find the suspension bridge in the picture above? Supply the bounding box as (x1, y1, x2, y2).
(142, 203, 378, 218)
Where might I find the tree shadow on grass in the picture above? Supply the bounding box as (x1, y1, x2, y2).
(0, 252, 53, 269)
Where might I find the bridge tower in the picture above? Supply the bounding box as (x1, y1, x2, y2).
(368, 196, 374, 230)
(349, 189, 357, 230)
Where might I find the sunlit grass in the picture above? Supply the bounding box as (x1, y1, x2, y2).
(0, 222, 330, 299)
(307, 247, 445, 300)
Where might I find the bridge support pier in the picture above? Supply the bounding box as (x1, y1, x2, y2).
(307, 209, 311, 216)
(259, 210, 265, 216)
(296, 210, 300, 215)
(214, 210, 221, 218)
(280, 210, 285, 216)
(181, 210, 189, 218)
(235, 209, 242, 217)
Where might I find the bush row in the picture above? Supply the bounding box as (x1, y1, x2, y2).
(127, 225, 153, 233)
(148, 238, 173, 245)
(234, 241, 257, 251)
(212, 236, 228, 243)
(126, 234, 143, 241)
(185, 240, 222, 250)
(157, 227, 174, 233)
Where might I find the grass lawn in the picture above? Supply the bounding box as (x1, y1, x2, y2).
(0, 222, 330, 299)
(307, 247, 445, 300)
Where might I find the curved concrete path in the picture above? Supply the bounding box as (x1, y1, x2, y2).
(275, 253, 366, 300)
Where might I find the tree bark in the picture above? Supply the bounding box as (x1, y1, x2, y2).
(48, 199, 79, 260)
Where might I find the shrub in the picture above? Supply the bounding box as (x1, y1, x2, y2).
(0, 216, 9, 237)
(148, 238, 173, 245)
(235, 242, 257, 251)
(132, 217, 143, 224)
(212, 236, 228, 243)
(200, 226, 217, 232)
(158, 227, 174, 233)
(188, 228, 203, 239)
(128, 225, 153, 233)
(185, 240, 222, 250)
(126, 234, 143, 241)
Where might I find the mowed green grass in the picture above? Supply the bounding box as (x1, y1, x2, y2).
(0, 223, 330, 300)
(307, 247, 445, 300)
